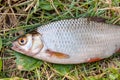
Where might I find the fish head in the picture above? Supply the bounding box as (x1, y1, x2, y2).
(12, 32, 43, 56)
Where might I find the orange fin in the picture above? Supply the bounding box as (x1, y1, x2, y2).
(87, 57, 102, 63)
(46, 49, 69, 59)
(115, 48, 120, 53)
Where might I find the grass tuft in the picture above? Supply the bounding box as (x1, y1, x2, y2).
(1, 0, 120, 79)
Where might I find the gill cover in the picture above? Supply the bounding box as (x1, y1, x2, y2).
(12, 32, 43, 56)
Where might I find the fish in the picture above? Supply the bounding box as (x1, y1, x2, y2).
(11, 18, 120, 64)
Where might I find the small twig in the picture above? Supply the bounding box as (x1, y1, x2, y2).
(62, 70, 75, 80)
(97, 7, 120, 11)
(24, 0, 37, 12)
(0, 13, 27, 16)
(49, 0, 60, 15)
(11, 0, 33, 8)
(63, 5, 74, 17)
(8, 0, 18, 23)
(113, 18, 120, 24)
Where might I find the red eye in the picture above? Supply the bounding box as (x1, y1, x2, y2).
(18, 37, 27, 45)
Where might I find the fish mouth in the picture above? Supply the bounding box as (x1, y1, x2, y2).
(11, 43, 28, 55)
(11, 42, 39, 57)
(11, 42, 16, 50)
(11, 42, 24, 53)
(11, 43, 20, 52)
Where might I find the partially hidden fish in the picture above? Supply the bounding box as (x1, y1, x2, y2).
(12, 18, 120, 64)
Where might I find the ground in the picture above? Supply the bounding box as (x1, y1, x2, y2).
(1, 0, 120, 80)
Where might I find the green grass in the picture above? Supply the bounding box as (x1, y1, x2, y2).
(1, 0, 120, 80)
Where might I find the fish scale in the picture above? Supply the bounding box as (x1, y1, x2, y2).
(12, 18, 120, 64)
(37, 18, 120, 57)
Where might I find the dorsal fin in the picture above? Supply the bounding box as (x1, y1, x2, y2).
(87, 17, 106, 23)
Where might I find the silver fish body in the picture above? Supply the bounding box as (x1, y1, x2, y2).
(12, 18, 120, 64)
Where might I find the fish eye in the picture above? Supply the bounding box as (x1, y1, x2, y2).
(18, 37, 27, 45)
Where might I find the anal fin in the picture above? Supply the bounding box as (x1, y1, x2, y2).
(87, 57, 102, 63)
(115, 48, 120, 53)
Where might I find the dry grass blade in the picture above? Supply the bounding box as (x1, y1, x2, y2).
(1, 0, 120, 80)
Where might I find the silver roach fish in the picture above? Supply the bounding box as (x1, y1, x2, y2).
(12, 18, 120, 64)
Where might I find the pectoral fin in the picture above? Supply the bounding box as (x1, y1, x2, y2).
(46, 49, 69, 59)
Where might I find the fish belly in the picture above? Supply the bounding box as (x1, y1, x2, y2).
(37, 18, 120, 64)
